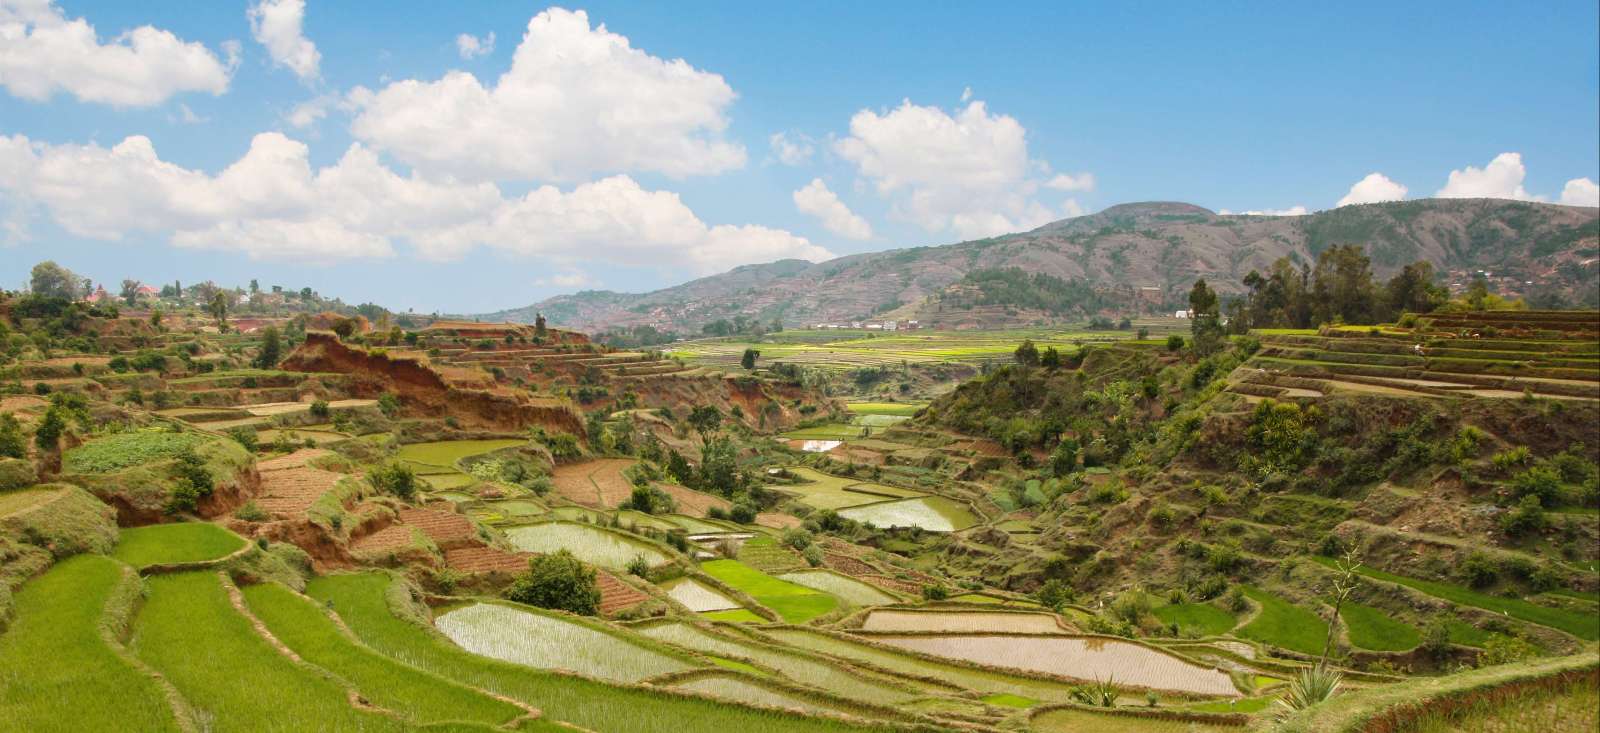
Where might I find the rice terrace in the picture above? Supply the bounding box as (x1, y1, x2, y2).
(1, 1, 1598, 732)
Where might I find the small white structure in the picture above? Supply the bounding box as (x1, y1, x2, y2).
(1174, 310, 1192, 319)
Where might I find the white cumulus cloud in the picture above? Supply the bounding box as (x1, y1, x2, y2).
(793, 178, 872, 240)
(768, 131, 814, 166)
(0, 130, 829, 273)
(248, 0, 319, 82)
(833, 97, 1091, 240)
(536, 271, 595, 288)
(1436, 152, 1537, 200)
(456, 31, 494, 59)
(1336, 172, 1408, 207)
(1559, 178, 1599, 207)
(1222, 206, 1309, 217)
(349, 7, 745, 183)
(0, 0, 234, 106)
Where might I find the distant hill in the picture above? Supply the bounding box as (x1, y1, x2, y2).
(480, 199, 1599, 333)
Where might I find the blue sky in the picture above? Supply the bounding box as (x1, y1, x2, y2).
(1, 1, 1596, 313)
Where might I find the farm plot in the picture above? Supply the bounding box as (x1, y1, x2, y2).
(395, 439, 526, 473)
(664, 577, 743, 612)
(779, 467, 924, 511)
(859, 609, 1064, 633)
(1236, 587, 1328, 656)
(551, 458, 638, 508)
(435, 602, 693, 682)
(1153, 603, 1238, 637)
(655, 481, 732, 516)
(869, 634, 1238, 696)
(701, 559, 838, 623)
(255, 460, 344, 519)
(132, 572, 414, 732)
(502, 521, 670, 571)
(777, 570, 900, 606)
(737, 535, 807, 573)
(0, 555, 179, 731)
(668, 674, 862, 718)
(1341, 603, 1421, 651)
(241, 583, 528, 727)
(112, 522, 245, 568)
(241, 398, 376, 417)
(254, 428, 350, 446)
(1031, 708, 1243, 732)
(844, 402, 924, 417)
(761, 627, 1085, 702)
(837, 496, 977, 532)
(635, 621, 923, 705)
(62, 430, 209, 474)
(0, 486, 61, 517)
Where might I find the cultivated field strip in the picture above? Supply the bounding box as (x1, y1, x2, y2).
(435, 602, 693, 682)
(858, 609, 1068, 634)
(869, 633, 1239, 696)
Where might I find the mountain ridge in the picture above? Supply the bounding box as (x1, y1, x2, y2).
(482, 198, 1599, 333)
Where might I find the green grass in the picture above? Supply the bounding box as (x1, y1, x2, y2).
(980, 693, 1037, 708)
(1188, 695, 1276, 713)
(1311, 556, 1600, 641)
(781, 424, 865, 440)
(0, 486, 59, 517)
(844, 402, 924, 417)
(1340, 603, 1421, 651)
(1236, 586, 1328, 656)
(700, 559, 839, 623)
(0, 555, 178, 731)
(1031, 707, 1242, 732)
(1405, 671, 1599, 732)
(1152, 602, 1237, 636)
(62, 430, 208, 473)
(112, 522, 246, 568)
(241, 582, 528, 727)
(306, 573, 886, 733)
(394, 439, 527, 470)
(132, 571, 418, 732)
(1445, 620, 1494, 647)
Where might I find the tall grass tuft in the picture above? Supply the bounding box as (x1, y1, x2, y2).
(1278, 664, 1343, 714)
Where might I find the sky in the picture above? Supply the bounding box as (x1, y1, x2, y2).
(1, 1, 1597, 314)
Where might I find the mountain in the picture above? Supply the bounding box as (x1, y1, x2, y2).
(481, 199, 1600, 333)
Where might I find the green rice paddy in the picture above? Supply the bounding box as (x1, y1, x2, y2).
(776, 570, 900, 606)
(1152, 602, 1237, 637)
(1340, 603, 1421, 651)
(111, 522, 246, 568)
(1236, 586, 1328, 656)
(700, 559, 839, 623)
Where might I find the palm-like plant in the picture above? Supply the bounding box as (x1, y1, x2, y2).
(1277, 663, 1343, 713)
(1070, 676, 1120, 707)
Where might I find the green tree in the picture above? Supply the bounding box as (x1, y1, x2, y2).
(1014, 339, 1040, 366)
(32, 407, 65, 453)
(208, 291, 229, 323)
(1311, 245, 1378, 324)
(1040, 346, 1062, 369)
(254, 326, 282, 369)
(687, 405, 722, 445)
(740, 348, 760, 370)
(368, 462, 417, 501)
(29, 261, 81, 299)
(534, 312, 548, 338)
(1384, 261, 1446, 318)
(1188, 279, 1224, 356)
(506, 549, 601, 615)
(120, 279, 142, 306)
(0, 413, 25, 458)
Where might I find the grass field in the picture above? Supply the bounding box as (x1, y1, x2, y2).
(1311, 557, 1600, 641)
(667, 328, 1148, 372)
(844, 402, 924, 416)
(112, 522, 246, 568)
(701, 608, 768, 623)
(981, 693, 1037, 708)
(1340, 603, 1421, 651)
(777, 570, 901, 606)
(395, 439, 526, 471)
(1405, 673, 1599, 733)
(1031, 708, 1241, 732)
(1236, 586, 1328, 656)
(1153, 602, 1237, 637)
(0, 555, 178, 731)
(306, 573, 888, 733)
(132, 571, 415, 732)
(778, 467, 923, 511)
(0, 486, 59, 517)
(242, 582, 529, 727)
(700, 559, 838, 623)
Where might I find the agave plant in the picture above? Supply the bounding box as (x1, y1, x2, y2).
(1070, 676, 1120, 707)
(1277, 663, 1343, 713)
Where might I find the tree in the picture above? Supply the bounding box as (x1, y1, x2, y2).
(29, 261, 80, 299)
(687, 405, 722, 445)
(208, 291, 229, 323)
(1466, 276, 1490, 311)
(506, 550, 600, 615)
(1311, 245, 1377, 324)
(534, 312, 547, 338)
(0, 413, 25, 458)
(740, 348, 760, 370)
(1384, 261, 1445, 318)
(1013, 339, 1040, 366)
(33, 407, 65, 453)
(254, 326, 282, 369)
(1040, 346, 1062, 369)
(249, 279, 260, 294)
(1188, 279, 1224, 356)
(120, 279, 142, 306)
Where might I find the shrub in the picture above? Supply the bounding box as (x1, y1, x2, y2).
(921, 584, 949, 601)
(236, 501, 268, 522)
(506, 549, 601, 615)
(0, 413, 24, 458)
(227, 426, 259, 452)
(1480, 634, 1539, 665)
(309, 400, 331, 419)
(1509, 466, 1562, 505)
(729, 503, 757, 524)
(781, 527, 814, 552)
(1278, 664, 1342, 712)
(1499, 495, 1548, 537)
(1459, 552, 1498, 589)
(368, 462, 417, 501)
(802, 544, 823, 567)
(1165, 335, 1185, 351)
(376, 393, 401, 417)
(1419, 619, 1452, 660)
(625, 554, 650, 578)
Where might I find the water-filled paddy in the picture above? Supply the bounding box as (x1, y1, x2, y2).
(837, 496, 977, 532)
(503, 522, 668, 571)
(435, 603, 689, 682)
(871, 634, 1237, 696)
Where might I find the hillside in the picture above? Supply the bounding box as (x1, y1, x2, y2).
(488, 199, 1600, 333)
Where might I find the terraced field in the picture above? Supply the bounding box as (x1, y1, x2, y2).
(1236, 587, 1328, 656)
(503, 521, 670, 571)
(664, 577, 743, 612)
(669, 328, 1149, 371)
(112, 522, 245, 568)
(870, 633, 1239, 696)
(836, 495, 977, 532)
(437, 602, 691, 682)
(551, 458, 638, 508)
(777, 570, 900, 606)
(778, 467, 926, 511)
(859, 609, 1066, 633)
(701, 559, 839, 623)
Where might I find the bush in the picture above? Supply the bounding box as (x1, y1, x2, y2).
(1419, 619, 1452, 660)
(368, 462, 417, 501)
(309, 400, 331, 419)
(235, 501, 268, 522)
(625, 554, 650, 578)
(1165, 335, 1185, 351)
(1459, 552, 1498, 589)
(0, 457, 36, 491)
(227, 426, 259, 453)
(921, 584, 949, 601)
(506, 549, 601, 615)
(376, 393, 401, 417)
(0, 413, 25, 458)
(1499, 495, 1548, 537)
(802, 544, 823, 567)
(1509, 466, 1562, 505)
(1035, 579, 1074, 611)
(729, 503, 757, 524)
(781, 527, 814, 552)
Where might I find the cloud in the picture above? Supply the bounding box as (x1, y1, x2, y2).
(768, 131, 814, 166)
(1045, 173, 1095, 191)
(0, 0, 234, 106)
(536, 271, 595, 288)
(349, 8, 745, 183)
(285, 93, 340, 128)
(456, 31, 494, 59)
(248, 0, 319, 82)
(1336, 172, 1408, 207)
(1221, 206, 1308, 217)
(1559, 178, 1599, 207)
(960, 86, 972, 102)
(1436, 152, 1537, 200)
(0, 130, 829, 273)
(833, 97, 1091, 239)
(793, 178, 872, 240)
(173, 103, 208, 125)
